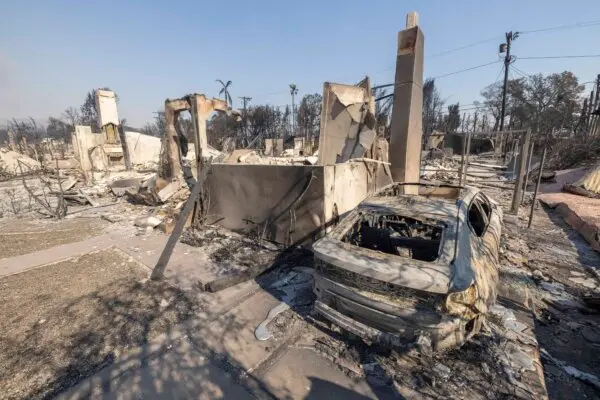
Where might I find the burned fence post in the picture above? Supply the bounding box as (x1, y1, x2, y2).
(458, 132, 467, 187)
(521, 139, 535, 204)
(511, 129, 531, 214)
(151, 157, 213, 280)
(528, 146, 547, 229)
(462, 130, 473, 186)
(118, 125, 132, 171)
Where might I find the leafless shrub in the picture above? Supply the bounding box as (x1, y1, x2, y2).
(55, 142, 67, 159)
(547, 136, 600, 170)
(0, 164, 13, 180)
(4, 189, 22, 214)
(17, 160, 67, 219)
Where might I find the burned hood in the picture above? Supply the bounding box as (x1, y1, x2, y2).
(313, 195, 476, 294)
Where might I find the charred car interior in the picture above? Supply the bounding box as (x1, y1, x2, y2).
(342, 213, 444, 262)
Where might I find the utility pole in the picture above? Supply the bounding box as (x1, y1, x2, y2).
(498, 31, 519, 156)
(499, 31, 518, 132)
(239, 96, 251, 137)
(289, 84, 298, 137)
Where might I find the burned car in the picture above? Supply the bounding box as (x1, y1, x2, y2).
(312, 183, 501, 351)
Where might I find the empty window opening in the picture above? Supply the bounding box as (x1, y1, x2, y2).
(469, 201, 488, 236)
(342, 214, 443, 262)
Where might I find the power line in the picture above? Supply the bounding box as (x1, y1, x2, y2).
(493, 64, 505, 84)
(429, 37, 501, 58)
(511, 66, 530, 79)
(373, 60, 500, 91)
(433, 60, 501, 79)
(518, 54, 600, 60)
(519, 20, 600, 35)
(374, 93, 393, 102)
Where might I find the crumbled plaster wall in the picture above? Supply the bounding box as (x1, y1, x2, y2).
(73, 126, 106, 174)
(317, 82, 376, 165)
(124, 131, 161, 165)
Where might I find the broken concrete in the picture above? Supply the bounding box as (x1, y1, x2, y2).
(0, 148, 41, 175)
(160, 94, 229, 182)
(317, 79, 376, 165)
(565, 165, 600, 196)
(124, 131, 161, 165)
(109, 178, 143, 197)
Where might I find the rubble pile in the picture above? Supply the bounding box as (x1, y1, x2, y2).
(226, 149, 318, 165)
(420, 156, 460, 183)
(182, 226, 280, 263)
(0, 149, 41, 176)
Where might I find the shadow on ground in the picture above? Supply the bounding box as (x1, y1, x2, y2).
(525, 205, 600, 399)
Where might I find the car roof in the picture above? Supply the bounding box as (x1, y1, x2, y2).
(357, 183, 480, 220)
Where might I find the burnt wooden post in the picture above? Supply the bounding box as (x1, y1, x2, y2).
(511, 129, 531, 214)
(528, 146, 547, 229)
(521, 140, 535, 204)
(151, 158, 213, 280)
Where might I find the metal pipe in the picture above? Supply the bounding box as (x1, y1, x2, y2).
(528, 146, 547, 229)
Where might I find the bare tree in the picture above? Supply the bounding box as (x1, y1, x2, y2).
(481, 72, 584, 136)
(373, 87, 392, 137)
(423, 78, 445, 137)
(61, 106, 81, 128)
(297, 94, 322, 140)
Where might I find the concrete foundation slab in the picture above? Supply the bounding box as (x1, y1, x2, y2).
(59, 338, 254, 400)
(259, 347, 385, 399)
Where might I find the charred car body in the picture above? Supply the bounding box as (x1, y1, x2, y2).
(312, 183, 501, 351)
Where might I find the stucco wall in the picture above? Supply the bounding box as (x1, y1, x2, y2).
(124, 131, 161, 165)
(323, 161, 393, 229)
(73, 126, 105, 174)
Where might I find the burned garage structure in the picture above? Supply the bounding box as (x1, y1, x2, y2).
(312, 183, 501, 351)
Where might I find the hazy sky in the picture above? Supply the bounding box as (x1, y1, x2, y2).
(1, 0, 599, 128)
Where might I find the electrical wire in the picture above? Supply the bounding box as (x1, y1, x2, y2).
(429, 37, 501, 58)
(254, 20, 600, 100)
(518, 54, 600, 60)
(493, 64, 505, 84)
(374, 60, 501, 92)
(374, 93, 393, 102)
(519, 20, 600, 35)
(433, 60, 501, 79)
(511, 66, 530, 79)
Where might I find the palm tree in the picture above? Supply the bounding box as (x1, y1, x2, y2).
(216, 80, 233, 106)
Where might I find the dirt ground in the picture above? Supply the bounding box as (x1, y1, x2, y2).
(0, 218, 108, 259)
(0, 249, 202, 400)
